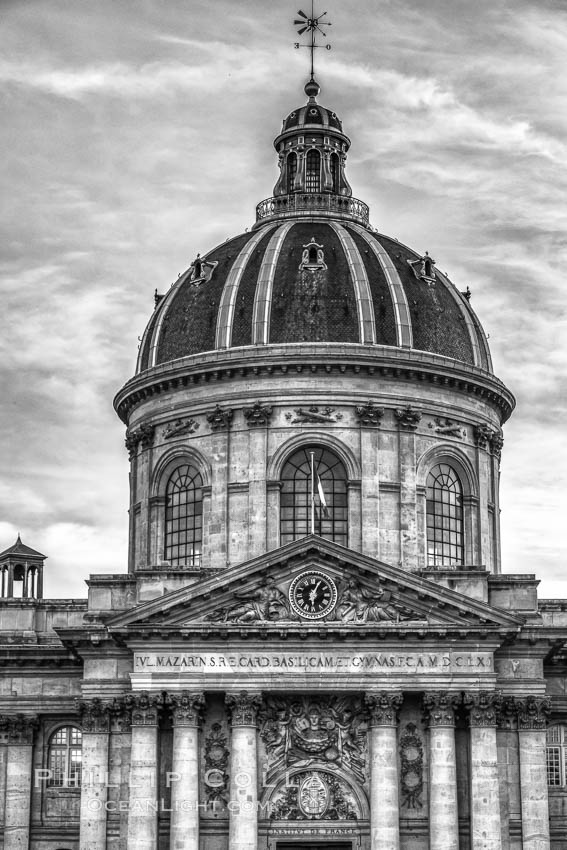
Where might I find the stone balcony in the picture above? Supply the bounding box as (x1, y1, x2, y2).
(254, 191, 370, 227)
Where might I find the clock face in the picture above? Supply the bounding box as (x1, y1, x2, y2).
(289, 571, 338, 620)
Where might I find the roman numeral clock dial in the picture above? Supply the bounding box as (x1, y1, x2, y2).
(289, 570, 338, 619)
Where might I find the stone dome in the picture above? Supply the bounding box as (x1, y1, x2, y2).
(137, 223, 491, 373)
(119, 78, 514, 428)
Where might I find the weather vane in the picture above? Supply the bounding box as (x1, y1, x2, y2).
(294, 1, 332, 82)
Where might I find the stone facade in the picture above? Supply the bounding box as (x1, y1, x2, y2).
(1, 70, 566, 850)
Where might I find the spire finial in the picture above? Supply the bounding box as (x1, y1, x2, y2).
(294, 1, 332, 97)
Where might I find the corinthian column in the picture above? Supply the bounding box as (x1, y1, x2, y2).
(169, 692, 205, 850)
(464, 691, 503, 850)
(3, 715, 38, 850)
(516, 696, 551, 850)
(226, 692, 262, 850)
(126, 693, 162, 850)
(79, 699, 111, 850)
(423, 692, 461, 850)
(365, 691, 403, 850)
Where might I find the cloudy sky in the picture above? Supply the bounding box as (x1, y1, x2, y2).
(1, 0, 565, 598)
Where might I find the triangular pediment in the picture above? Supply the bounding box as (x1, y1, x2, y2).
(107, 537, 523, 635)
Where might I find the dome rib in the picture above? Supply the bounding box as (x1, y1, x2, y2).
(434, 268, 483, 368)
(330, 222, 376, 344)
(252, 222, 295, 345)
(349, 225, 413, 348)
(146, 268, 191, 370)
(215, 224, 277, 349)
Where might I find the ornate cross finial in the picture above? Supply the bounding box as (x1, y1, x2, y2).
(294, 1, 332, 84)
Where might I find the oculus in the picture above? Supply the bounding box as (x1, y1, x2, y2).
(289, 570, 338, 619)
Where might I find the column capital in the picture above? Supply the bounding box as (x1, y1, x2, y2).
(0, 714, 39, 745)
(167, 691, 205, 727)
(422, 692, 461, 727)
(463, 690, 503, 727)
(365, 691, 403, 726)
(515, 694, 551, 731)
(126, 691, 163, 726)
(77, 697, 111, 733)
(109, 697, 132, 733)
(225, 691, 262, 726)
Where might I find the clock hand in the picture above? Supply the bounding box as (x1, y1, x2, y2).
(309, 581, 322, 605)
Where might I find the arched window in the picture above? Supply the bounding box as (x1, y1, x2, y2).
(287, 152, 297, 193)
(305, 150, 321, 193)
(426, 463, 464, 567)
(165, 465, 203, 567)
(330, 153, 340, 193)
(547, 725, 567, 786)
(48, 726, 82, 787)
(280, 446, 348, 545)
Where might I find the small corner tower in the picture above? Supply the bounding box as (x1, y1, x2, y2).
(0, 535, 45, 599)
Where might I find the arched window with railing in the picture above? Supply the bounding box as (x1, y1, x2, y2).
(48, 726, 82, 787)
(426, 463, 464, 567)
(547, 725, 567, 787)
(280, 445, 348, 545)
(330, 152, 340, 193)
(287, 152, 297, 193)
(305, 150, 321, 193)
(165, 464, 203, 566)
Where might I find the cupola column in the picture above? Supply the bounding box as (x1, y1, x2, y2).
(365, 692, 403, 850)
(516, 696, 551, 850)
(3, 715, 38, 850)
(126, 694, 161, 850)
(423, 692, 460, 850)
(169, 693, 205, 850)
(79, 700, 111, 850)
(464, 692, 503, 850)
(322, 148, 333, 192)
(226, 692, 262, 850)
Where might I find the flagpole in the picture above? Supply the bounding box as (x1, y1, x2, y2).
(310, 451, 315, 535)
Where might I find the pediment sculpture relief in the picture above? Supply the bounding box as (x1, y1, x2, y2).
(204, 576, 424, 624)
(205, 580, 296, 624)
(336, 579, 420, 624)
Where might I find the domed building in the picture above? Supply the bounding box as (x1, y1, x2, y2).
(0, 74, 566, 850)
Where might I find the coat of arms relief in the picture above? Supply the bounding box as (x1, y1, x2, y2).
(259, 695, 367, 821)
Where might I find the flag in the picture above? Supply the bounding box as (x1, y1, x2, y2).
(316, 473, 330, 518)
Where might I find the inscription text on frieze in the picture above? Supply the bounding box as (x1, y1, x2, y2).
(134, 651, 493, 674)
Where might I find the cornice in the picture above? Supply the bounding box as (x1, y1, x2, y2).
(113, 344, 515, 424)
(109, 623, 513, 645)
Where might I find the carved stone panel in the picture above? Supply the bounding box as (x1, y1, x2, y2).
(204, 722, 230, 807)
(285, 406, 343, 424)
(429, 417, 465, 439)
(269, 771, 358, 821)
(163, 418, 199, 440)
(399, 722, 424, 809)
(259, 695, 368, 784)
